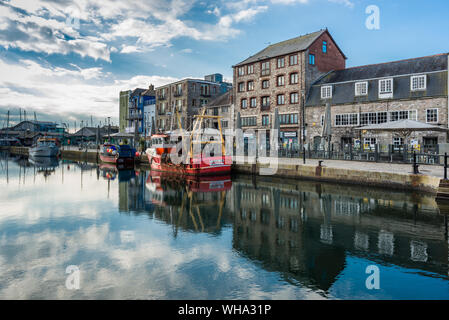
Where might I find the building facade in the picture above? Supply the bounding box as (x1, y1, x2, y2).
(205, 91, 234, 132)
(119, 90, 131, 133)
(305, 54, 449, 152)
(232, 29, 346, 149)
(155, 74, 230, 132)
(127, 85, 156, 135)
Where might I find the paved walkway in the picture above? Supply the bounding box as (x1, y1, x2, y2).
(234, 156, 446, 179)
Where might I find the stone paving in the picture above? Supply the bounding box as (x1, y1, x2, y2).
(234, 156, 446, 179)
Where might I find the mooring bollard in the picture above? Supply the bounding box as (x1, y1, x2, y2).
(413, 151, 420, 174)
(445, 152, 448, 180)
(303, 146, 306, 164)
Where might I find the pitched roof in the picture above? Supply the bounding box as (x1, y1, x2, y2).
(314, 53, 448, 85)
(234, 29, 340, 67)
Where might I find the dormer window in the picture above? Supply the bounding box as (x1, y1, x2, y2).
(411, 75, 427, 91)
(321, 86, 332, 99)
(355, 82, 368, 96)
(379, 78, 393, 99)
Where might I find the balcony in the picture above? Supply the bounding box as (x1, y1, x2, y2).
(261, 104, 270, 111)
(157, 95, 166, 100)
(127, 114, 143, 120)
(200, 92, 211, 97)
(174, 91, 183, 97)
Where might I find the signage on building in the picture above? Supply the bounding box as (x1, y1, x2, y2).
(283, 132, 297, 138)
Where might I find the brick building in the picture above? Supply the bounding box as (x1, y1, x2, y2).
(205, 91, 234, 131)
(305, 53, 449, 151)
(155, 74, 231, 132)
(232, 29, 346, 149)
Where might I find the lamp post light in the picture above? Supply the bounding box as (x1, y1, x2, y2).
(301, 90, 306, 164)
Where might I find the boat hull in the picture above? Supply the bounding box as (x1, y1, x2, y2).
(100, 154, 135, 166)
(29, 146, 59, 157)
(147, 154, 231, 176)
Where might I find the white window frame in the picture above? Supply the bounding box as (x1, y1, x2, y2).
(426, 108, 439, 123)
(355, 81, 368, 96)
(238, 67, 245, 76)
(379, 78, 393, 99)
(335, 113, 359, 127)
(411, 75, 427, 91)
(321, 86, 332, 99)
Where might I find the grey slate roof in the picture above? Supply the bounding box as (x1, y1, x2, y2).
(234, 29, 331, 67)
(306, 54, 448, 107)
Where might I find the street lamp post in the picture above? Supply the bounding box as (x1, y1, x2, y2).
(301, 90, 306, 164)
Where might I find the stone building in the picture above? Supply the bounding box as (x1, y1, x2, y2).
(232, 29, 346, 149)
(305, 53, 449, 151)
(155, 74, 231, 132)
(205, 91, 234, 131)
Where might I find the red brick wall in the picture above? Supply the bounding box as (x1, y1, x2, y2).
(308, 31, 346, 72)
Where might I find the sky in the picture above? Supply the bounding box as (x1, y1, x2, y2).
(0, 0, 448, 130)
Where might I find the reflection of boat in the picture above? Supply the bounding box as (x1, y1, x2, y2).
(145, 109, 231, 176)
(29, 137, 60, 157)
(185, 175, 232, 192)
(29, 155, 59, 168)
(100, 143, 136, 167)
(99, 164, 136, 182)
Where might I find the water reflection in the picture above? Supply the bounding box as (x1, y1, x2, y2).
(0, 151, 449, 299)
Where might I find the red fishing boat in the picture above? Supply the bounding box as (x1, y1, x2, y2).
(145, 110, 231, 176)
(100, 143, 136, 167)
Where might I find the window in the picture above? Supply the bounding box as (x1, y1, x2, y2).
(321, 86, 332, 99)
(290, 73, 299, 84)
(238, 82, 245, 92)
(335, 114, 359, 126)
(277, 75, 285, 86)
(289, 54, 298, 66)
(250, 97, 257, 108)
(241, 98, 247, 109)
(393, 137, 404, 146)
(309, 54, 315, 65)
(261, 61, 270, 76)
(360, 112, 387, 125)
(355, 82, 368, 96)
(426, 109, 438, 123)
(238, 67, 245, 76)
(247, 64, 254, 74)
(247, 81, 254, 91)
(221, 120, 228, 128)
(200, 84, 209, 96)
(221, 106, 229, 113)
(389, 110, 417, 122)
(262, 80, 270, 89)
(242, 116, 257, 127)
(277, 94, 285, 105)
(379, 78, 393, 98)
(262, 115, 270, 126)
(290, 92, 299, 104)
(277, 57, 285, 68)
(280, 113, 298, 125)
(411, 75, 426, 91)
(364, 138, 377, 146)
(261, 96, 270, 109)
(322, 41, 327, 53)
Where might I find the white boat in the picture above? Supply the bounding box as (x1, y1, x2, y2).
(29, 137, 60, 157)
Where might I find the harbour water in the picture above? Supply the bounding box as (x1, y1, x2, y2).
(1, 152, 449, 299)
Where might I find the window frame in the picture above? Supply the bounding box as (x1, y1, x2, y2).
(321, 85, 332, 99)
(241, 98, 247, 109)
(309, 54, 315, 65)
(277, 57, 285, 69)
(290, 92, 299, 104)
(411, 75, 427, 91)
(355, 81, 368, 96)
(379, 78, 393, 98)
(290, 72, 299, 85)
(289, 54, 298, 66)
(426, 108, 439, 123)
(277, 75, 285, 87)
(277, 94, 285, 105)
(322, 41, 327, 53)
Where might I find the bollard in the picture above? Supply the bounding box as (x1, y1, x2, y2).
(413, 152, 420, 174)
(303, 146, 306, 164)
(445, 152, 448, 181)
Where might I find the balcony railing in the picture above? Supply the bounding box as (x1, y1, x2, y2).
(157, 95, 166, 100)
(174, 91, 183, 97)
(261, 104, 270, 111)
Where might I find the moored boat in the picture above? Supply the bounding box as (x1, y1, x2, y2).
(29, 137, 60, 157)
(100, 143, 136, 167)
(145, 110, 231, 176)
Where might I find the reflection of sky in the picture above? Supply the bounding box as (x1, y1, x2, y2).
(1, 157, 449, 299)
(0, 159, 323, 299)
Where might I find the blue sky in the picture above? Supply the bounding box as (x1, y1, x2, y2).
(0, 0, 448, 129)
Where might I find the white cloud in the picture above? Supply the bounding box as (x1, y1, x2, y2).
(0, 58, 178, 124)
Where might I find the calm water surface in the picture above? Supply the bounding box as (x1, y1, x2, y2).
(1, 152, 449, 299)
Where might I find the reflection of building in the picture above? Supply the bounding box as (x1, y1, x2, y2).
(231, 176, 448, 292)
